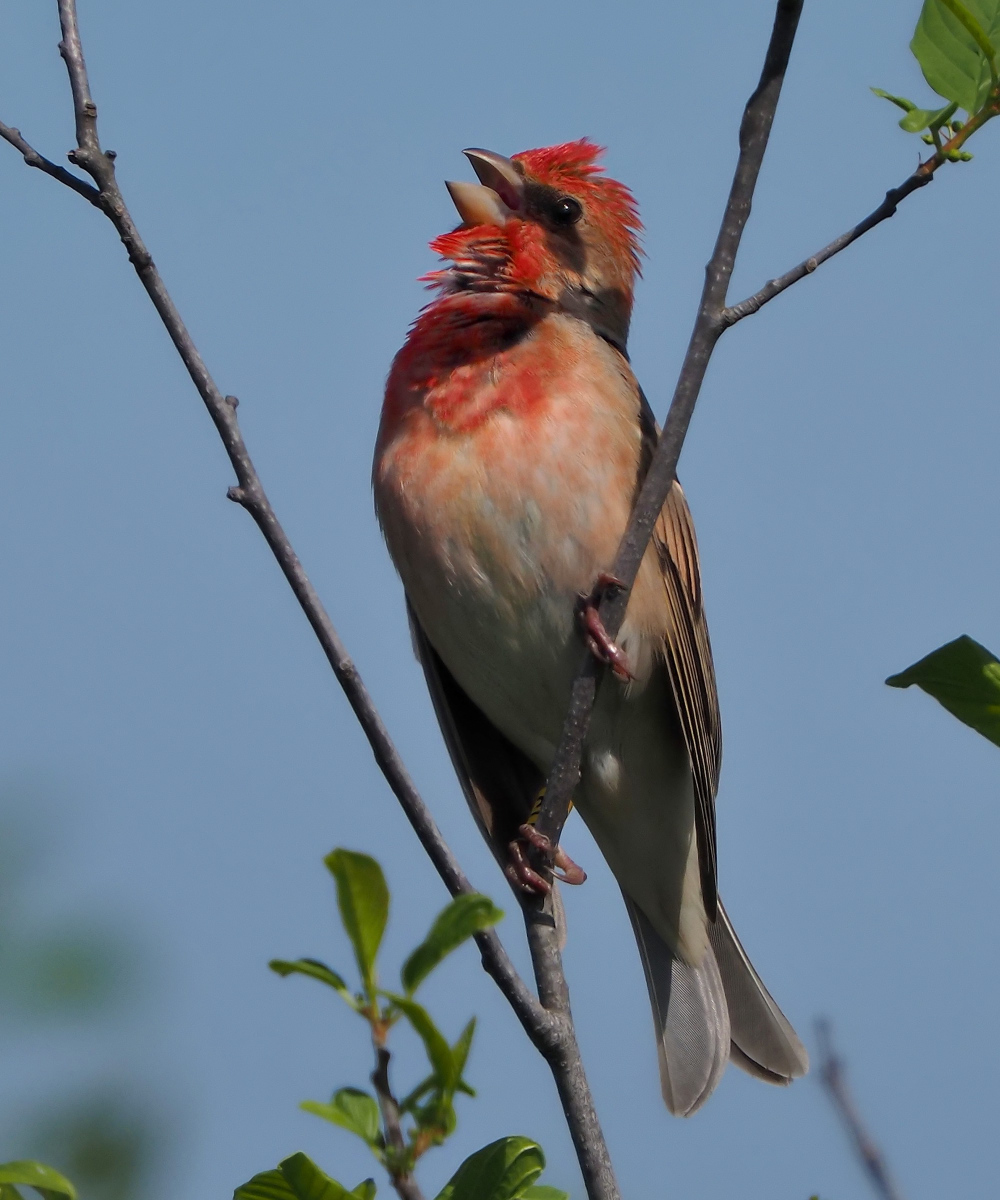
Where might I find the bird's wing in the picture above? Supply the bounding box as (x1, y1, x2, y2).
(650, 480, 722, 921)
(406, 599, 543, 865)
(635, 386, 721, 920)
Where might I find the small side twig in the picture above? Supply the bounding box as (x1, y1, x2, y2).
(372, 1045, 425, 1200)
(0, 120, 100, 202)
(816, 1019, 907, 1200)
(721, 173, 932, 325)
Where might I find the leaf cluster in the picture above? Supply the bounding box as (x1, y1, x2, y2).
(874, 0, 1000, 156)
(236, 1140, 565, 1200)
(239, 850, 566, 1200)
(268, 850, 503, 1179)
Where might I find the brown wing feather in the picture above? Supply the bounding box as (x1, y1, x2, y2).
(407, 600, 542, 865)
(637, 386, 721, 922)
(652, 483, 722, 921)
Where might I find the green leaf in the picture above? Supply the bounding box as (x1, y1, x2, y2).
(281, 1154, 358, 1200)
(0, 1162, 76, 1200)
(234, 1169, 294, 1200)
(871, 86, 919, 111)
(301, 1088, 382, 1148)
(350, 1182, 377, 1200)
(911, 0, 1000, 113)
(898, 100, 959, 129)
(234, 1154, 359, 1200)
(269, 958, 357, 1008)
(325, 850, 389, 996)
(383, 993, 456, 1087)
(401, 894, 503, 994)
(434, 1138, 547, 1200)
(886, 634, 1000, 746)
(451, 1017, 477, 1093)
(521, 1189, 569, 1200)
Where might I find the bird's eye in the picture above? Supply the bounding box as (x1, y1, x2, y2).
(551, 196, 583, 226)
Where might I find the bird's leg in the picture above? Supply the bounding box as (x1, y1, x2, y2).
(506, 788, 588, 894)
(578, 571, 632, 680)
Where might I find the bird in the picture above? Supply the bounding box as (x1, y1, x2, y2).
(372, 139, 807, 1115)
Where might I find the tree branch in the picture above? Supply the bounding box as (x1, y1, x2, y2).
(816, 1020, 907, 1200)
(521, 902, 619, 1200)
(0, 3, 619, 1197)
(722, 173, 933, 326)
(722, 79, 1000, 325)
(372, 1046, 425, 1200)
(0, 120, 100, 202)
(533, 0, 805, 850)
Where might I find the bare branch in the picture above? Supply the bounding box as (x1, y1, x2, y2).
(533, 0, 805, 852)
(522, 903, 619, 1199)
(816, 1020, 907, 1200)
(723, 81, 1000, 325)
(0, 4, 620, 1197)
(38, 0, 545, 1036)
(722, 173, 933, 325)
(0, 120, 100, 202)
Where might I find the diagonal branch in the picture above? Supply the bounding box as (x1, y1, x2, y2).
(816, 1020, 907, 1200)
(0, 120, 99, 202)
(533, 0, 805, 850)
(722, 174, 933, 325)
(0, 3, 618, 1198)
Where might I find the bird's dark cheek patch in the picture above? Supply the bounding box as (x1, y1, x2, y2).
(557, 284, 632, 355)
(546, 228, 587, 275)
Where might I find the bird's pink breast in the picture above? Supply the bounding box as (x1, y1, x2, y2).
(375, 307, 640, 604)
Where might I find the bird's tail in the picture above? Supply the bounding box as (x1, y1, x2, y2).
(708, 900, 809, 1083)
(625, 897, 730, 1116)
(625, 895, 807, 1115)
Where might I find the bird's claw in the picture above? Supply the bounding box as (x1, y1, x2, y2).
(579, 600, 633, 680)
(506, 823, 587, 894)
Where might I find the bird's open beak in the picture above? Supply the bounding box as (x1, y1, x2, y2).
(445, 147, 524, 227)
(445, 180, 513, 227)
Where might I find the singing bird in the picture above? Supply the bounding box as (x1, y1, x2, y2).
(373, 139, 807, 1114)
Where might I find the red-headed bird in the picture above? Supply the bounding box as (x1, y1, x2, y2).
(373, 140, 807, 1114)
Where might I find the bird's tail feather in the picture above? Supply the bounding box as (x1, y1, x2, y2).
(708, 900, 809, 1082)
(625, 897, 730, 1116)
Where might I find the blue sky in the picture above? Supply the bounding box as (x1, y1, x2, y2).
(2, 1, 999, 1197)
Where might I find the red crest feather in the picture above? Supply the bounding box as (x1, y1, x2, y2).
(513, 138, 642, 272)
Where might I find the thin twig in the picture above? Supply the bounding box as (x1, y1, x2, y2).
(0, 4, 619, 1197)
(0, 120, 100, 202)
(372, 1046, 425, 1200)
(533, 0, 805, 852)
(723, 75, 1000, 325)
(816, 1020, 907, 1200)
(722, 172, 932, 325)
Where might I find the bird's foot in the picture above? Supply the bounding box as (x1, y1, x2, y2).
(578, 572, 632, 680)
(506, 824, 587, 895)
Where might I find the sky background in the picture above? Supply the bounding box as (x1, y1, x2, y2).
(1, 1, 998, 1198)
